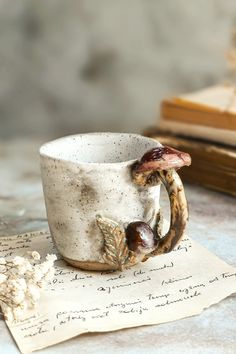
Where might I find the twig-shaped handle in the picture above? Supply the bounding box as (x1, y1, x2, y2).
(149, 168, 188, 255)
(131, 146, 191, 258)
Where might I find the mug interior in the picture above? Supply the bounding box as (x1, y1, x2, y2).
(40, 133, 160, 164)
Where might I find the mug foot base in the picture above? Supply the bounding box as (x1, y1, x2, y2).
(63, 256, 116, 271)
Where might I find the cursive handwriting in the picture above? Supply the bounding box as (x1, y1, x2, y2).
(2, 230, 236, 354)
(97, 275, 152, 294)
(155, 290, 201, 307)
(161, 275, 192, 286)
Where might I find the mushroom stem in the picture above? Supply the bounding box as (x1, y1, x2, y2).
(148, 168, 188, 256)
(130, 145, 191, 259)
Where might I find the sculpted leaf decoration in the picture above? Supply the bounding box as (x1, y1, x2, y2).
(96, 215, 136, 271)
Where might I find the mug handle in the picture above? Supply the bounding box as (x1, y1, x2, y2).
(131, 146, 191, 258)
(150, 169, 188, 255)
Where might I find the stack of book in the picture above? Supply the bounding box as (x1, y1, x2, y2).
(145, 84, 236, 196)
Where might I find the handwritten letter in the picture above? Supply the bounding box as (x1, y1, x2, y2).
(0, 229, 235, 353)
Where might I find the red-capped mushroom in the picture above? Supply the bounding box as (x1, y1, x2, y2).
(129, 145, 191, 257)
(132, 146, 191, 186)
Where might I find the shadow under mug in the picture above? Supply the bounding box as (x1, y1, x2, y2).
(40, 133, 190, 271)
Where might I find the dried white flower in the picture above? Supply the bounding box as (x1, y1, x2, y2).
(13, 290, 25, 305)
(0, 251, 57, 322)
(27, 284, 40, 305)
(14, 258, 32, 275)
(31, 251, 41, 261)
(0, 274, 7, 284)
(12, 306, 24, 321)
(39, 262, 51, 275)
(8, 279, 22, 291)
(32, 268, 44, 282)
(44, 267, 55, 282)
(17, 278, 27, 291)
(3, 306, 14, 323)
(46, 254, 57, 263)
(13, 256, 25, 266)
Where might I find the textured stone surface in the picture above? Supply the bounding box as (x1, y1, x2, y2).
(0, 0, 235, 138)
(0, 139, 235, 353)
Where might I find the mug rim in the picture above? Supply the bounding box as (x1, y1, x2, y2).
(39, 132, 160, 167)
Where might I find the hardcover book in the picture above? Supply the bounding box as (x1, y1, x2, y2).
(145, 130, 236, 197)
(160, 85, 236, 146)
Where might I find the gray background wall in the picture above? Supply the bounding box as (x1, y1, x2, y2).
(0, 0, 235, 139)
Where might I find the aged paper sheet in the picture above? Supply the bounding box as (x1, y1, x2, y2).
(179, 85, 236, 113)
(0, 228, 235, 353)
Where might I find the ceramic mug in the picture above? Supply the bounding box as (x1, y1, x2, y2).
(40, 133, 191, 271)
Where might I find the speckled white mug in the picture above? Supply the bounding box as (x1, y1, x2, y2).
(40, 133, 189, 271)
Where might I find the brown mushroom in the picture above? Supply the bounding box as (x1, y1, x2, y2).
(132, 146, 191, 186)
(130, 145, 191, 257)
(125, 221, 159, 255)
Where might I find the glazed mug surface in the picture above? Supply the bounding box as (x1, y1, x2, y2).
(40, 133, 191, 271)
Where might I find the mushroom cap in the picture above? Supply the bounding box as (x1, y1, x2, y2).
(134, 146, 191, 173)
(125, 221, 158, 254)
